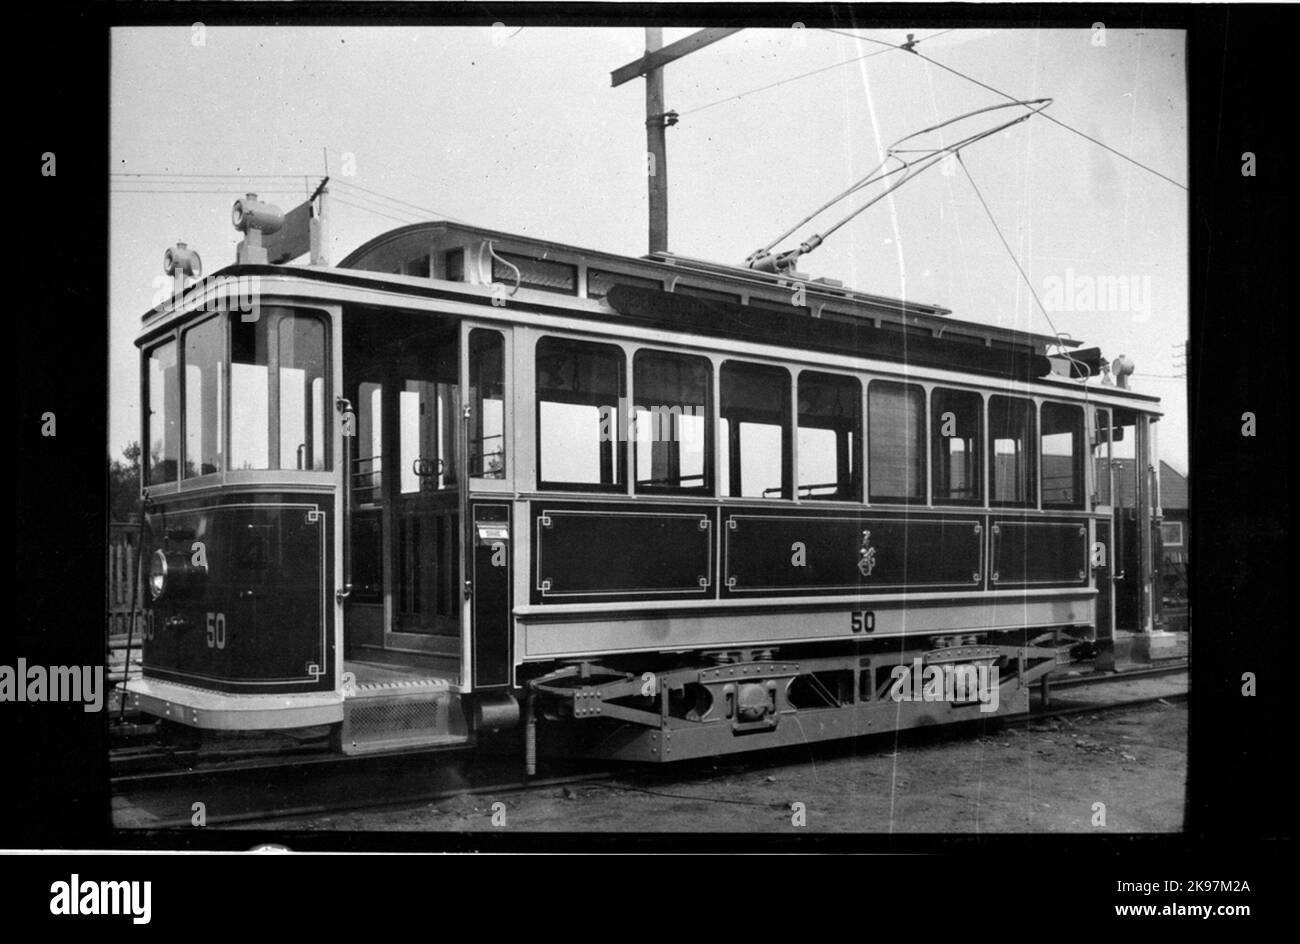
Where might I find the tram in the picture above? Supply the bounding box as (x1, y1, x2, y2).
(125, 203, 1164, 766)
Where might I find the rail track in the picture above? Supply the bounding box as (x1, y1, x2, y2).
(111, 660, 1188, 829)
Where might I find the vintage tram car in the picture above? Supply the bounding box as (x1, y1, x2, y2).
(126, 212, 1164, 765)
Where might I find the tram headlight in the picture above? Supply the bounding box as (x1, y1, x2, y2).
(163, 242, 202, 279)
(149, 549, 207, 603)
(231, 193, 284, 235)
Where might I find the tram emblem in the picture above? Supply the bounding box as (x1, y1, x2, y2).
(857, 530, 877, 577)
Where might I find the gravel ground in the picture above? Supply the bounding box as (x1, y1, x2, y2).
(255, 680, 1187, 835)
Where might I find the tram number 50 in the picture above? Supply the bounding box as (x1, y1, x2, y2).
(205, 611, 228, 649)
(849, 611, 876, 634)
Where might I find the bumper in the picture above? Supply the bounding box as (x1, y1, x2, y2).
(124, 677, 343, 730)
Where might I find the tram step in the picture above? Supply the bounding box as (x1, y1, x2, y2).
(340, 688, 471, 756)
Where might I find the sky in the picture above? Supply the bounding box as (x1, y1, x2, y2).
(110, 24, 1188, 473)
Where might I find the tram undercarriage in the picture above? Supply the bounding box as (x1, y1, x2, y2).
(526, 631, 1072, 766)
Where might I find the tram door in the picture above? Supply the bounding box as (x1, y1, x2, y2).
(345, 317, 463, 662)
(392, 335, 462, 647)
(1091, 407, 1115, 642)
(1097, 406, 1153, 635)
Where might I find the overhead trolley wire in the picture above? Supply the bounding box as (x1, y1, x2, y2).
(110, 170, 467, 224)
(822, 27, 1187, 191)
(745, 98, 1052, 272)
(955, 152, 1088, 381)
(331, 179, 468, 224)
(678, 29, 955, 119)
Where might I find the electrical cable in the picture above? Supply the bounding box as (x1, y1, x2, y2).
(822, 27, 1187, 191)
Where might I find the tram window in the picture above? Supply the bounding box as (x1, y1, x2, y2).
(1092, 407, 1112, 506)
(493, 251, 577, 295)
(183, 316, 224, 478)
(931, 388, 983, 505)
(1041, 402, 1085, 508)
(231, 309, 329, 471)
(720, 361, 790, 499)
(278, 316, 329, 471)
(400, 378, 458, 493)
(469, 329, 506, 478)
(989, 395, 1037, 506)
(798, 372, 861, 501)
(587, 269, 662, 301)
(868, 381, 926, 503)
(231, 315, 270, 470)
(633, 350, 711, 494)
(145, 340, 180, 485)
(355, 382, 383, 502)
(444, 249, 465, 282)
(536, 337, 625, 489)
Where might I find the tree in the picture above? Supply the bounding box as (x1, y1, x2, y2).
(108, 441, 143, 522)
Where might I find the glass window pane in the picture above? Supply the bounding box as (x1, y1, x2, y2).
(232, 310, 328, 471)
(536, 337, 625, 488)
(146, 340, 179, 484)
(989, 395, 1037, 506)
(399, 383, 434, 494)
(355, 381, 383, 502)
(634, 350, 711, 493)
(798, 371, 861, 501)
(931, 388, 983, 505)
(1041, 402, 1084, 508)
(587, 269, 662, 300)
(721, 361, 790, 499)
(868, 381, 925, 502)
(183, 317, 224, 478)
(231, 315, 271, 470)
(278, 315, 328, 471)
(1092, 408, 1111, 506)
(469, 330, 506, 478)
(494, 252, 577, 295)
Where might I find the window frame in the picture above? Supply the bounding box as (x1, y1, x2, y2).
(142, 334, 181, 489)
(796, 369, 862, 503)
(719, 359, 793, 501)
(225, 305, 333, 478)
(180, 312, 227, 482)
(867, 379, 928, 505)
(494, 251, 578, 296)
(534, 335, 627, 493)
(929, 386, 984, 507)
(632, 347, 714, 497)
(1040, 400, 1086, 510)
(1160, 520, 1184, 547)
(988, 394, 1038, 509)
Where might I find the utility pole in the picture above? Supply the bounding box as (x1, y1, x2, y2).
(612, 27, 741, 254)
(644, 28, 669, 255)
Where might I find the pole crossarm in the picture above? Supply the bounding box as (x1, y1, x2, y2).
(611, 27, 742, 86)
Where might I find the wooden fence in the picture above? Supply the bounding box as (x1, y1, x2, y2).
(107, 520, 148, 682)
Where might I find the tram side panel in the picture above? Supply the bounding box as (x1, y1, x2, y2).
(142, 492, 336, 695)
(515, 498, 1093, 666)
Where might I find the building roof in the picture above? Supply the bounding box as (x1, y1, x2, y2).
(1096, 457, 1188, 510)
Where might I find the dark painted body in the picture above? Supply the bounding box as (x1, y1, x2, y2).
(143, 491, 334, 694)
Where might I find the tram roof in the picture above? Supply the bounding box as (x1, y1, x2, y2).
(337, 220, 1074, 352)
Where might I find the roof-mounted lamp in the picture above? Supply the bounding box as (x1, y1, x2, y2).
(233, 193, 285, 265)
(163, 241, 202, 299)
